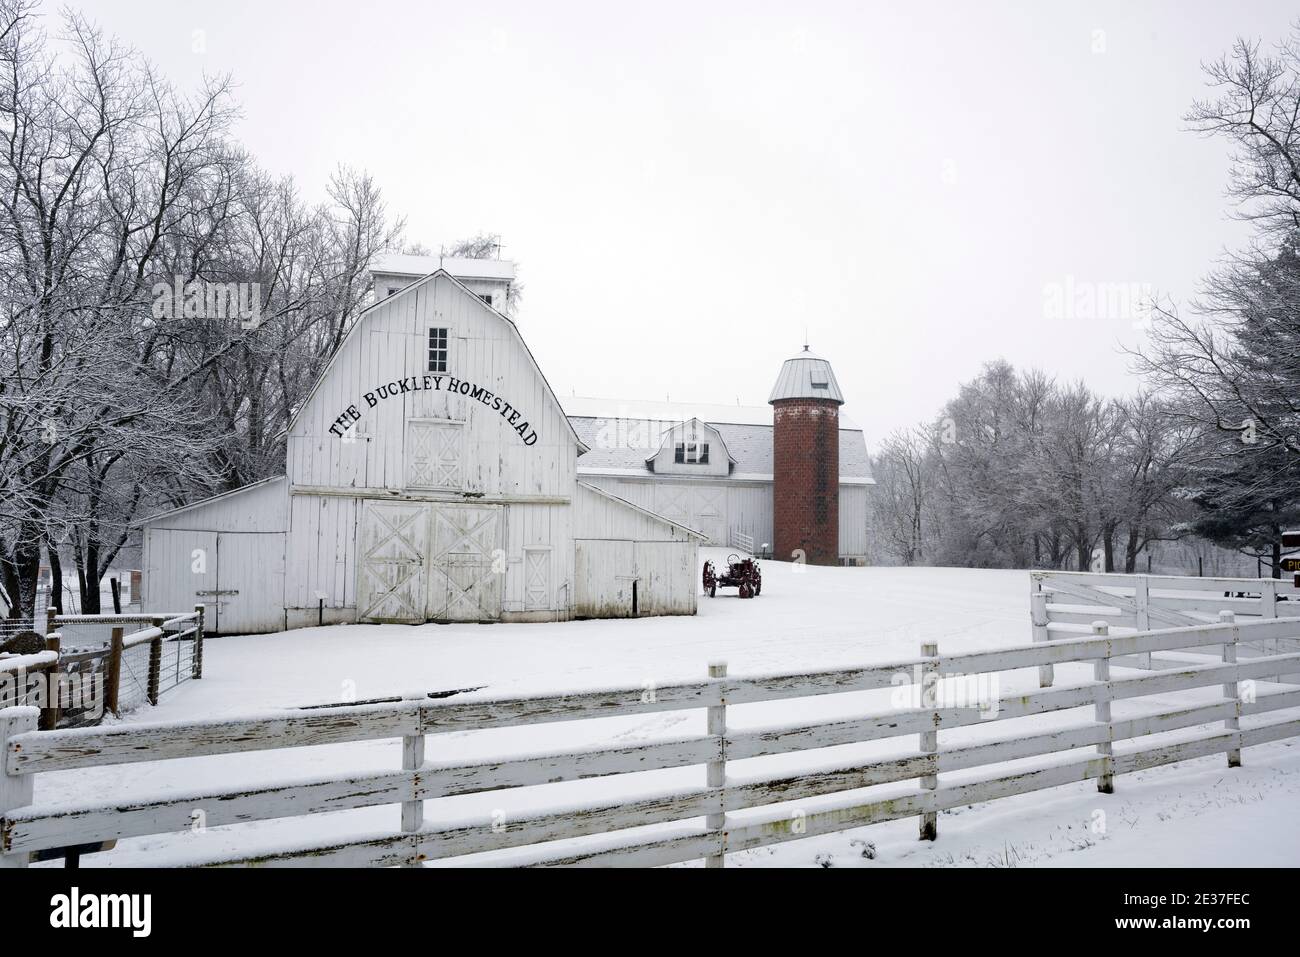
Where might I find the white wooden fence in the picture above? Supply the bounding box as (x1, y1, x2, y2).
(3, 614, 1300, 868)
(1031, 571, 1300, 686)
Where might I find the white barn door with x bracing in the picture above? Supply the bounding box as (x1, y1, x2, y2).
(427, 504, 504, 622)
(357, 501, 430, 623)
(357, 501, 504, 624)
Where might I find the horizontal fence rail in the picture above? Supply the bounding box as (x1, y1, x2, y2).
(1031, 570, 1300, 687)
(2, 613, 1300, 868)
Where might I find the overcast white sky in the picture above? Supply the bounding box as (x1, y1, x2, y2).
(83, 0, 1297, 444)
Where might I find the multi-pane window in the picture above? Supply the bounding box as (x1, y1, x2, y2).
(674, 442, 709, 464)
(427, 327, 448, 373)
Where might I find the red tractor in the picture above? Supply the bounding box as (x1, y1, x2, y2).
(703, 555, 762, 599)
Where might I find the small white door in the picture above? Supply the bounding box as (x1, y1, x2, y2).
(215, 532, 286, 634)
(524, 548, 550, 611)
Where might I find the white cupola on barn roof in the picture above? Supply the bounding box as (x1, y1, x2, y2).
(768, 345, 845, 404)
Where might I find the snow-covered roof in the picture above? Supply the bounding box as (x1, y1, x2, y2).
(561, 394, 861, 431)
(371, 253, 515, 282)
(567, 416, 874, 483)
(768, 348, 845, 404)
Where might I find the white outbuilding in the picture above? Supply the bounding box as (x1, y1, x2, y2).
(139, 269, 702, 634)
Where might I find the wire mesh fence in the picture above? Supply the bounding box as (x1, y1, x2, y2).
(0, 618, 37, 643)
(1, 611, 204, 726)
(116, 632, 198, 713)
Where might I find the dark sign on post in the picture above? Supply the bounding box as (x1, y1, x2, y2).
(1283, 558, 1300, 573)
(1283, 530, 1300, 549)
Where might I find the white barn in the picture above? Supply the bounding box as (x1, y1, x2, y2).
(140, 269, 702, 634)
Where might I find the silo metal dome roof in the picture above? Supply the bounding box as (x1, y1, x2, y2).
(768, 347, 845, 404)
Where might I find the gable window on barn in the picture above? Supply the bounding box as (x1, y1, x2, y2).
(674, 442, 709, 464)
(428, 327, 449, 373)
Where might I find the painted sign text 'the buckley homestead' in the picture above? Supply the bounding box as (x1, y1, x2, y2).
(327, 374, 540, 445)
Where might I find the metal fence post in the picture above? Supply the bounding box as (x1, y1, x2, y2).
(706, 660, 728, 867)
(0, 706, 37, 868)
(1220, 611, 1241, 768)
(1093, 621, 1114, 794)
(919, 641, 939, 840)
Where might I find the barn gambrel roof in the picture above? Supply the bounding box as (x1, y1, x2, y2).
(282, 268, 588, 452)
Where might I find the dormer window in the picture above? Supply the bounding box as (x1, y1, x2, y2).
(675, 442, 709, 464)
(811, 380, 829, 390)
(428, 327, 448, 373)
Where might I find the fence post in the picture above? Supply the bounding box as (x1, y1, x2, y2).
(193, 604, 205, 679)
(147, 617, 164, 707)
(1092, 621, 1114, 794)
(400, 691, 426, 867)
(106, 627, 124, 718)
(1031, 585, 1052, 688)
(40, 632, 61, 731)
(919, 641, 939, 840)
(44, 605, 56, 638)
(1220, 611, 1241, 768)
(1260, 579, 1278, 655)
(1134, 577, 1151, 670)
(0, 706, 37, 868)
(705, 660, 728, 867)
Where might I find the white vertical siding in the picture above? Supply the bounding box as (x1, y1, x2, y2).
(839, 485, 869, 559)
(287, 275, 577, 499)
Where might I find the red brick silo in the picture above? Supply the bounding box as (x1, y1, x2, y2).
(769, 347, 844, 566)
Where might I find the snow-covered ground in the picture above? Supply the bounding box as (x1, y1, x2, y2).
(27, 549, 1300, 867)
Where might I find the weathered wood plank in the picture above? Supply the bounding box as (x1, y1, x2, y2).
(1243, 688, 1300, 716)
(1242, 717, 1300, 747)
(6, 701, 424, 774)
(202, 833, 416, 868)
(1033, 570, 1300, 595)
(3, 770, 416, 854)
(418, 682, 720, 733)
(421, 736, 718, 798)
(726, 707, 967, 761)
(525, 830, 718, 868)
(725, 791, 927, 854)
(1112, 732, 1236, 775)
(723, 664, 906, 704)
(417, 787, 714, 861)
(934, 756, 1105, 811)
(726, 753, 935, 810)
